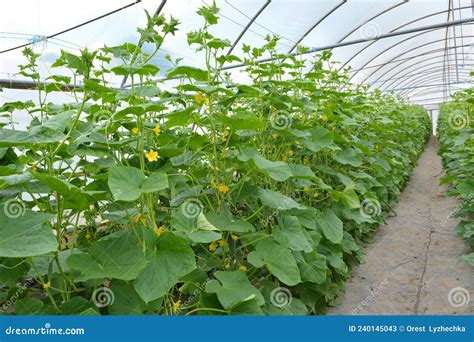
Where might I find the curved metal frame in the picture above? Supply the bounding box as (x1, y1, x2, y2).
(384, 59, 473, 91)
(336, 0, 408, 43)
(339, 4, 473, 70)
(288, 0, 346, 53)
(382, 64, 471, 87)
(395, 78, 473, 94)
(364, 36, 473, 86)
(380, 52, 473, 89)
(349, 27, 444, 82)
(397, 72, 471, 96)
(360, 30, 473, 84)
(226, 0, 271, 56)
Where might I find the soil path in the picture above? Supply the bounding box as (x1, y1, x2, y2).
(329, 137, 473, 315)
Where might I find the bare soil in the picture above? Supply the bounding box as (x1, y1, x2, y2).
(329, 137, 473, 315)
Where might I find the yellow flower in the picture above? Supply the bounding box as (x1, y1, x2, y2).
(303, 186, 311, 192)
(43, 281, 51, 290)
(208, 242, 217, 251)
(154, 226, 165, 236)
(152, 124, 161, 136)
(239, 265, 248, 272)
(287, 150, 294, 157)
(320, 114, 328, 122)
(272, 133, 278, 139)
(219, 239, 227, 248)
(231, 234, 238, 241)
(131, 127, 139, 134)
(173, 300, 181, 313)
(217, 184, 230, 194)
(85, 232, 91, 240)
(31, 164, 37, 172)
(303, 156, 309, 165)
(205, 97, 210, 106)
(145, 149, 159, 162)
(195, 93, 204, 104)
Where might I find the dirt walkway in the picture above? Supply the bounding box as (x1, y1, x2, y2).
(329, 137, 473, 315)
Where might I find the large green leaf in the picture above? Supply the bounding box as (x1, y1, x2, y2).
(294, 251, 327, 284)
(206, 270, 264, 309)
(67, 229, 147, 280)
(333, 148, 363, 167)
(248, 239, 301, 286)
(0, 204, 55, 257)
(317, 209, 343, 244)
(273, 215, 313, 252)
(205, 213, 255, 233)
(134, 232, 196, 303)
(108, 166, 168, 201)
(167, 66, 208, 81)
(257, 188, 305, 210)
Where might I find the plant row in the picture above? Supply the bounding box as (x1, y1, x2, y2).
(437, 87, 474, 266)
(0, 4, 431, 315)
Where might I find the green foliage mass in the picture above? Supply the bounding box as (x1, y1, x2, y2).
(0, 3, 431, 315)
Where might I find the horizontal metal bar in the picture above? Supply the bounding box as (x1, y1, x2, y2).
(221, 16, 474, 71)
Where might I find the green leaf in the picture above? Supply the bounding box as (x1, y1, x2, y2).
(111, 64, 159, 77)
(273, 215, 313, 252)
(205, 213, 255, 233)
(257, 188, 305, 210)
(67, 229, 147, 280)
(206, 270, 264, 309)
(317, 209, 343, 244)
(0, 205, 55, 257)
(134, 232, 196, 303)
(167, 66, 208, 81)
(294, 251, 327, 284)
(108, 167, 168, 201)
(248, 239, 301, 286)
(333, 148, 363, 167)
(109, 284, 147, 315)
(252, 154, 293, 182)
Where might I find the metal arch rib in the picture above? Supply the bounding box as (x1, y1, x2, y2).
(391, 79, 473, 92)
(360, 35, 474, 86)
(380, 64, 472, 86)
(397, 71, 471, 96)
(121, 0, 167, 88)
(348, 27, 444, 83)
(382, 54, 473, 91)
(378, 52, 473, 90)
(337, 0, 408, 44)
(340, 4, 473, 71)
(226, 0, 271, 56)
(287, 0, 346, 53)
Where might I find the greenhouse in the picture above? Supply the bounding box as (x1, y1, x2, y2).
(0, 0, 472, 318)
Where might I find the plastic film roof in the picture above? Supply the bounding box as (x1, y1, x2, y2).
(0, 0, 473, 109)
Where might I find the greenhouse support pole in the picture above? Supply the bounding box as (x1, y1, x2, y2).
(220, 16, 474, 71)
(226, 0, 271, 56)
